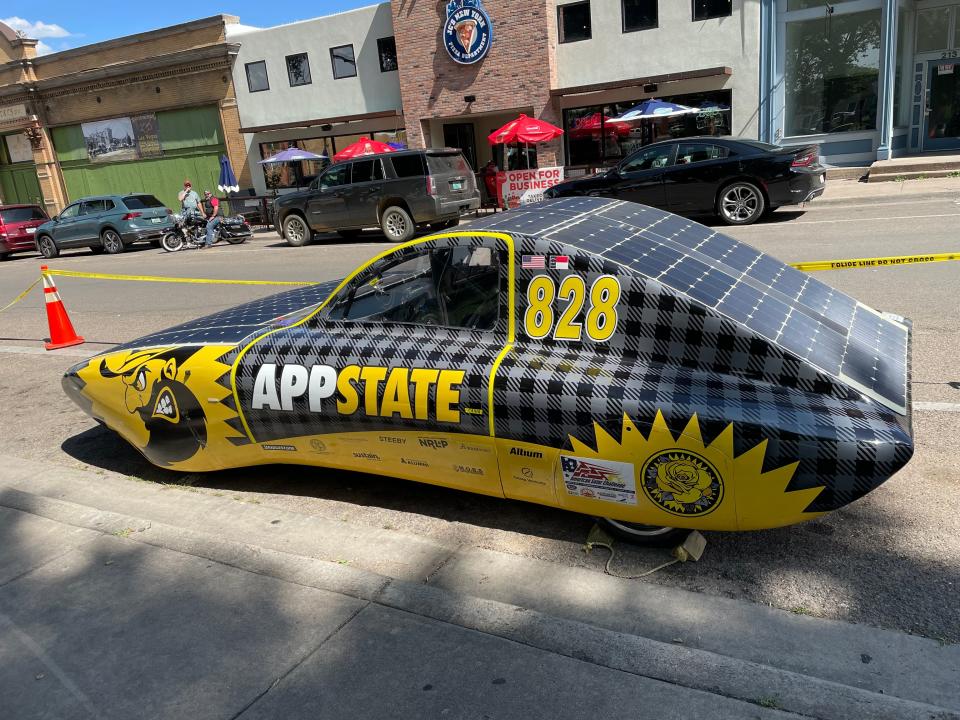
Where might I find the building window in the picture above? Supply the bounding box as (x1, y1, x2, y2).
(285, 53, 312, 87)
(622, 0, 657, 32)
(377, 37, 398, 72)
(783, 8, 881, 136)
(558, 2, 592, 43)
(330, 44, 357, 79)
(562, 91, 732, 167)
(692, 0, 731, 21)
(245, 61, 269, 93)
(916, 7, 950, 54)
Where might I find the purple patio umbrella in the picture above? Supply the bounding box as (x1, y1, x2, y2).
(259, 147, 328, 163)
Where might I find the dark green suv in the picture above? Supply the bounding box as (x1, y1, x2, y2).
(35, 194, 173, 258)
(274, 149, 480, 246)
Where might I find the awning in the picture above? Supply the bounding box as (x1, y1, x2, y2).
(551, 66, 732, 99)
(239, 109, 402, 135)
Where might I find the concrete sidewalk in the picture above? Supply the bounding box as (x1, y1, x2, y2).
(797, 175, 960, 207)
(1, 455, 957, 720)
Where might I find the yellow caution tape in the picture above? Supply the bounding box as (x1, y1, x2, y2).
(0, 278, 40, 313)
(790, 252, 959, 272)
(44, 269, 316, 286)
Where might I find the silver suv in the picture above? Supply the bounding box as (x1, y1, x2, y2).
(274, 148, 480, 245)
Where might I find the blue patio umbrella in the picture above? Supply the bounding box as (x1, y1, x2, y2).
(387, 142, 407, 150)
(614, 99, 698, 121)
(259, 147, 328, 163)
(217, 154, 240, 194)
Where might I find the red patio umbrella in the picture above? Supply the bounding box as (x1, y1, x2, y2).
(333, 139, 396, 161)
(487, 114, 564, 145)
(568, 113, 631, 140)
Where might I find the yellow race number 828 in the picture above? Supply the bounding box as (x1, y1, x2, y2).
(523, 274, 621, 342)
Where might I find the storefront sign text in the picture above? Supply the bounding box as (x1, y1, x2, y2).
(443, 0, 493, 65)
(497, 166, 564, 207)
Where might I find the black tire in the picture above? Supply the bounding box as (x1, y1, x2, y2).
(596, 517, 689, 547)
(380, 205, 415, 242)
(282, 214, 311, 247)
(89, 245, 105, 254)
(101, 229, 125, 254)
(150, 239, 162, 248)
(224, 234, 247, 245)
(161, 232, 183, 253)
(38, 235, 59, 259)
(337, 229, 362, 239)
(717, 181, 765, 226)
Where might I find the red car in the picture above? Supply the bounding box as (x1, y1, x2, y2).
(0, 204, 49, 259)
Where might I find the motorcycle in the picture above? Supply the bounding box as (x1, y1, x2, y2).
(161, 212, 252, 252)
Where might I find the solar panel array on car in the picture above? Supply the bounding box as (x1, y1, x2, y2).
(469, 197, 909, 414)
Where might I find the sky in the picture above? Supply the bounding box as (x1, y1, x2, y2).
(2, 0, 375, 55)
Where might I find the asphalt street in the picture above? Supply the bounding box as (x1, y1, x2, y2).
(1, 184, 958, 643)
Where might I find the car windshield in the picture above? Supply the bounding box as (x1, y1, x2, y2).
(0, 207, 46, 223)
(426, 153, 470, 174)
(122, 195, 164, 209)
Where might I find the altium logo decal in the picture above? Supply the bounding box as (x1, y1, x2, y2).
(509, 447, 543, 459)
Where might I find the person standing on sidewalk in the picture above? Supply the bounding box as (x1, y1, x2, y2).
(202, 190, 222, 248)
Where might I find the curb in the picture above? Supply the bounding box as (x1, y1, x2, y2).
(812, 187, 960, 207)
(2, 487, 955, 720)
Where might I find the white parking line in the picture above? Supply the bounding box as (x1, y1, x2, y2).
(0, 344, 105, 357)
(732, 212, 960, 227)
(914, 401, 960, 413)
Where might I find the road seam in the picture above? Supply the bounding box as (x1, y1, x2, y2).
(0, 489, 955, 720)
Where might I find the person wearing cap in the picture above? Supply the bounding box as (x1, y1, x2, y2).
(201, 190, 222, 248)
(177, 180, 203, 219)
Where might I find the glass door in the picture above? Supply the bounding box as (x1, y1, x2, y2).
(924, 58, 960, 150)
(442, 123, 478, 171)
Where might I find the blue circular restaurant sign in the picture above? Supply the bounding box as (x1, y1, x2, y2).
(443, 0, 493, 65)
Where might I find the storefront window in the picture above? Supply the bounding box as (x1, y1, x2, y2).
(787, 0, 857, 10)
(894, 8, 908, 128)
(558, 2, 591, 43)
(562, 90, 732, 167)
(916, 7, 950, 54)
(784, 9, 881, 136)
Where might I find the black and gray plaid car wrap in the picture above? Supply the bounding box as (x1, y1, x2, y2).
(122, 197, 913, 513)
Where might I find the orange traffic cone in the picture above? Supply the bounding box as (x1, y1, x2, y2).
(41, 266, 84, 350)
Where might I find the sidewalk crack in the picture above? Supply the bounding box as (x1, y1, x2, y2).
(229, 601, 371, 720)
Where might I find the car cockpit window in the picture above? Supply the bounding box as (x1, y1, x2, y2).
(326, 245, 500, 330)
(319, 164, 350, 190)
(621, 145, 675, 172)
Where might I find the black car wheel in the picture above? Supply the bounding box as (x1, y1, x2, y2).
(597, 518, 689, 547)
(101, 229, 125, 254)
(283, 214, 311, 247)
(38, 235, 59, 259)
(381, 206, 415, 242)
(717, 182, 765, 226)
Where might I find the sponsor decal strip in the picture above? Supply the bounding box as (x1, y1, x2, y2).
(790, 252, 959, 272)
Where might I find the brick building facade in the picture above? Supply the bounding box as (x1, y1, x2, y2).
(0, 16, 251, 213)
(391, 0, 563, 169)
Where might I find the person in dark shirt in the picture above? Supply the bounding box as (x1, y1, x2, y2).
(201, 190, 221, 248)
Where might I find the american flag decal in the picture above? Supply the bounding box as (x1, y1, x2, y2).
(521, 254, 545, 269)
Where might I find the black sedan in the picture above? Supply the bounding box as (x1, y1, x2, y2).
(545, 137, 825, 225)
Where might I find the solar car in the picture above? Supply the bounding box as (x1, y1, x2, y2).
(63, 197, 913, 544)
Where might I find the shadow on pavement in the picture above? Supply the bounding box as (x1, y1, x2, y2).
(59, 422, 960, 643)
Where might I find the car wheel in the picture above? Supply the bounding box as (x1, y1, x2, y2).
(101, 229, 125, 254)
(380, 206, 415, 242)
(161, 232, 183, 253)
(150, 239, 162, 248)
(38, 235, 59, 259)
(717, 182, 765, 226)
(337, 229, 362, 239)
(89, 245, 105, 254)
(283, 214, 311, 247)
(596, 517, 689, 547)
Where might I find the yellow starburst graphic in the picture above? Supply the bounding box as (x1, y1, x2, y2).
(566, 411, 826, 531)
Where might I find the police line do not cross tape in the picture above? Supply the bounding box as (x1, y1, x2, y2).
(2, 253, 958, 315)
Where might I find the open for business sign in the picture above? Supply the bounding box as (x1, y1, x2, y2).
(497, 166, 564, 208)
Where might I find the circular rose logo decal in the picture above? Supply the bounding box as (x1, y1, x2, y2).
(641, 450, 723, 516)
